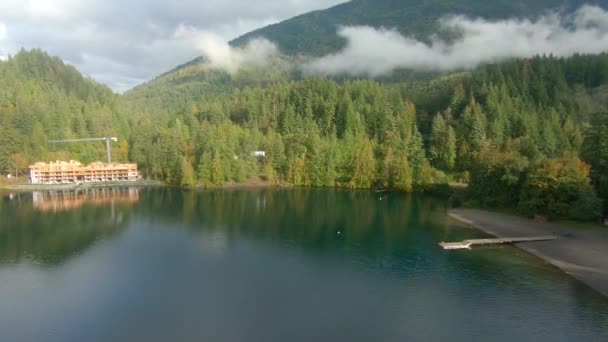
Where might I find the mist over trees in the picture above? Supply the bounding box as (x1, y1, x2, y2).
(1, 49, 607, 220)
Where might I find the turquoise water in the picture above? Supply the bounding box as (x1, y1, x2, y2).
(1, 188, 607, 341)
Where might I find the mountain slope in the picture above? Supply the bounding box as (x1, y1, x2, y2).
(3, 49, 607, 218)
(0, 49, 131, 173)
(230, 0, 604, 56)
(129, 0, 606, 103)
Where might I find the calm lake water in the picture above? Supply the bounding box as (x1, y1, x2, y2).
(1, 188, 607, 341)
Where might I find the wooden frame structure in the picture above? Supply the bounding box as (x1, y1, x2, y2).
(29, 160, 139, 184)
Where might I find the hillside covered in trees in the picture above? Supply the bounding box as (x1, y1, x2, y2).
(1, 49, 607, 221)
(126, 53, 608, 221)
(0, 49, 131, 175)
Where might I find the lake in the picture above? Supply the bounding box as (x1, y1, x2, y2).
(1, 188, 607, 341)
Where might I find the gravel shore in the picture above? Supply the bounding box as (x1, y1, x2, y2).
(449, 208, 608, 297)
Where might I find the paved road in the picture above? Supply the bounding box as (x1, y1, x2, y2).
(449, 208, 608, 297)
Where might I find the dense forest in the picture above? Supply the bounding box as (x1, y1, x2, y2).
(1, 49, 607, 221)
(0, 49, 131, 173)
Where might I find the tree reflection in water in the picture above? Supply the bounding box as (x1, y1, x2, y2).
(0, 188, 138, 265)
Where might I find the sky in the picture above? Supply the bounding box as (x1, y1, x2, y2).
(0, 0, 344, 92)
(2, 1, 608, 93)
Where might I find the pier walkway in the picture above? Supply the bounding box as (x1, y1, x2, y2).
(448, 208, 608, 297)
(440, 236, 557, 250)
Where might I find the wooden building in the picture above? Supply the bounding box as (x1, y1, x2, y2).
(29, 160, 139, 184)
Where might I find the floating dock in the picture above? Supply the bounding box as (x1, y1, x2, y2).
(440, 236, 558, 250)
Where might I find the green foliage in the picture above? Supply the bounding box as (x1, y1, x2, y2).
(0, 49, 129, 173)
(348, 139, 376, 189)
(390, 153, 413, 192)
(178, 156, 196, 186)
(197, 152, 214, 186)
(469, 149, 529, 208)
(518, 157, 601, 220)
(211, 151, 225, 185)
(3, 49, 608, 222)
(582, 111, 608, 213)
(429, 113, 456, 170)
(126, 73, 453, 190)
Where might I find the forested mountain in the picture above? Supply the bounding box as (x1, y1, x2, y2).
(2, 49, 608, 221)
(231, 0, 605, 55)
(126, 58, 295, 117)
(126, 51, 608, 220)
(129, 0, 608, 116)
(0, 49, 131, 174)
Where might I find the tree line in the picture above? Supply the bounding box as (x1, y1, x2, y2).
(1, 49, 607, 221)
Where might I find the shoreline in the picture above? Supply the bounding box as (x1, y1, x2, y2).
(448, 208, 608, 297)
(0, 180, 163, 191)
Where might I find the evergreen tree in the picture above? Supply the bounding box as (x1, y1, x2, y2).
(179, 156, 196, 186)
(582, 111, 608, 212)
(211, 151, 224, 185)
(390, 154, 413, 192)
(429, 114, 457, 170)
(197, 152, 213, 186)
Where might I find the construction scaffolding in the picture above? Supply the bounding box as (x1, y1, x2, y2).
(29, 160, 139, 184)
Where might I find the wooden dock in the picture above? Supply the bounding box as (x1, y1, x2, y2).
(439, 236, 557, 250)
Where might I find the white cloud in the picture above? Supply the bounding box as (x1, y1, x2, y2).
(0, 22, 6, 61)
(574, 4, 608, 30)
(0, 22, 6, 41)
(175, 24, 279, 73)
(307, 5, 608, 76)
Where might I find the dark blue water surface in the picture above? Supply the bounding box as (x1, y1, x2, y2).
(1, 188, 607, 341)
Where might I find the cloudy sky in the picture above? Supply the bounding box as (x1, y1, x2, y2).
(0, 0, 344, 92)
(2, 1, 608, 93)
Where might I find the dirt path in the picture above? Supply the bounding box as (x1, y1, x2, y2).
(449, 208, 608, 297)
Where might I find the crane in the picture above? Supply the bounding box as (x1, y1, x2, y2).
(48, 137, 118, 163)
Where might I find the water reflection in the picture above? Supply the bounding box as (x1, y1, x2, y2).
(132, 188, 484, 263)
(0, 188, 139, 265)
(2, 192, 17, 202)
(1, 188, 607, 342)
(32, 188, 139, 212)
(134, 188, 608, 299)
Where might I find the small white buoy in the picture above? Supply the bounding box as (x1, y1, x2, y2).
(338, 231, 341, 235)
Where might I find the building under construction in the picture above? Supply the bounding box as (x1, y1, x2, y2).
(29, 160, 139, 185)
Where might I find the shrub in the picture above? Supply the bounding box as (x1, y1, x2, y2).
(518, 157, 601, 221)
